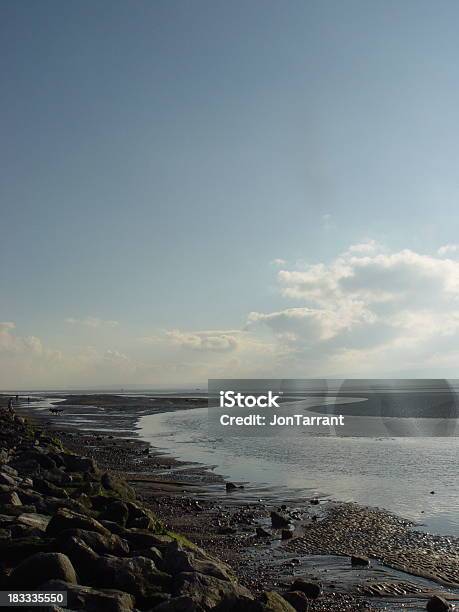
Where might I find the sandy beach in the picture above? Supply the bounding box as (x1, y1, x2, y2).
(11, 393, 459, 612)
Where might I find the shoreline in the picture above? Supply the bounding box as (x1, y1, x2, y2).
(12, 394, 459, 611)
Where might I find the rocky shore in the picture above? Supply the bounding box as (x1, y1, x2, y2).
(0, 400, 373, 612)
(3, 394, 458, 612)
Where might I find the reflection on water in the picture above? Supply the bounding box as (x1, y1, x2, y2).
(140, 406, 459, 537)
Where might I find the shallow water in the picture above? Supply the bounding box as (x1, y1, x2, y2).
(139, 405, 459, 537)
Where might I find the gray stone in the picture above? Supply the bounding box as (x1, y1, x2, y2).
(61, 454, 98, 474)
(0, 491, 22, 506)
(270, 512, 290, 529)
(290, 580, 321, 600)
(351, 555, 370, 567)
(173, 571, 253, 611)
(9, 552, 77, 588)
(17, 512, 51, 532)
(46, 508, 110, 537)
(93, 555, 172, 602)
(164, 541, 233, 582)
(426, 596, 451, 612)
(0, 472, 18, 486)
(56, 528, 129, 556)
(39, 579, 135, 612)
(282, 591, 309, 612)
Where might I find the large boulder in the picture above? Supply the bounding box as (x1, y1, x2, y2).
(289, 580, 321, 600)
(8, 552, 77, 588)
(56, 535, 99, 580)
(0, 472, 18, 486)
(93, 555, 172, 605)
(39, 579, 135, 612)
(16, 449, 57, 470)
(101, 500, 129, 526)
(120, 528, 173, 550)
(39, 468, 73, 486)
(46, 508, 110, 537)
(270, 512, 290, 529)
(173, 571, 254, 611)
(0, 536, 53, 567)
(56, 528, 129, 556)
(33, 478, 69, 499)
(280, 591, 309, 612)
(259, 592, 296, 612)
(61, 454, 99, 474)
(101, 473, 136, 501)
(15, 488, 43, 506)
(426, 596, 452, 612)
(163, 541, 233, 582)
(153, 596, 198, 612)
(0, 490, 22, 506)
(17, 512, 51, 532)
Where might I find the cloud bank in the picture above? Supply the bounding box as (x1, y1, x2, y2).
(4, 242, 459, 387)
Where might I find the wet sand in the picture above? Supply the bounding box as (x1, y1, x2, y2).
(11, 393, 459, 611)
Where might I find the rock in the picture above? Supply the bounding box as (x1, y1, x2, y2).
(93, 555, 172, 604)
(9, 552, 77, 588)
(46, 508, 110, 537)
(152, 595, 197, 612)
(226, 482, 237, 491)
(270, 511, 290, 529)
(57, 535, 99, 580)
(17, 512, 51, 532)
(16, 449, 57, 470)
(101, 472, 135, 501)
(426, 596, 451, 611)
(173, 571, 253, 610)
(310, 498, 320, 505)
(1, 464, 18, 477)
(256, 527, 271, 538)
(351, 555, 370, 567)
(260, 591, 296, 612)
(101, 500, 129, 526)
(163, 541, 233, 581)
(15, 489, 43, 506)
(122, 527, 173, 550)
(281, 529, 293, 540)
(56, 528, 129, 556)
(135, 545, 163, 567)
(129, 515, 155, 530)
(39, 467, 73, 486)
(282, 591, 309, 611)
(0, 490, 22, 506)
(290, 580, 321, 600)
(0, 472, 17, 486)
(39, 579, 135, 612)
(61, 454, 99, 474)
(0, 536, 53, 567)
(33, 478, 69, 498)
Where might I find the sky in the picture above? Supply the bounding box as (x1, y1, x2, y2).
(2, 0, 459, 388)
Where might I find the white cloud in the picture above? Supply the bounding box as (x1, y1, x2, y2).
(438, 244, 459, 256)
(65, 317, 119, 328)
(247, 245, 459, 376)
(271, 258, 287, 267)
(347, 240, 380, 254)
(165, 329, 240, 352)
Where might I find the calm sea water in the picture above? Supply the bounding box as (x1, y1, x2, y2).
(139, 403, 459, 537)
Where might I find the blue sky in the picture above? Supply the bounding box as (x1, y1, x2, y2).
(2, 1, 459, 387)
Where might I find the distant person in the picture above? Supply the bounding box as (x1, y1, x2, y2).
(15, 394, 19, 403)
(8, 398, 13, 411)
(27, 397, 30, 403)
